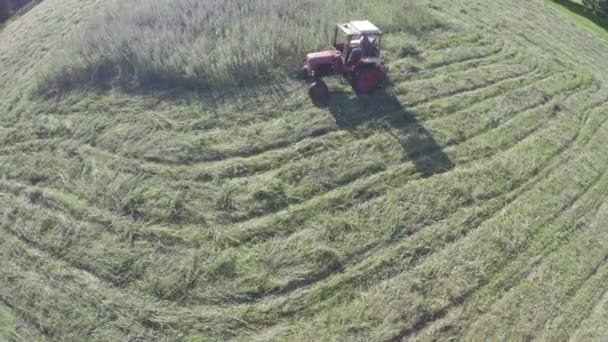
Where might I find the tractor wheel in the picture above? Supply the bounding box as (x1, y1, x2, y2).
(352, 66, 385, 94)
(298, 65, 309, 80)
(308, 79, 329, 103)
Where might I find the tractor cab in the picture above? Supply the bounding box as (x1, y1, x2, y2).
(333, 20, 382, 64)
(301, 20, 386, 103)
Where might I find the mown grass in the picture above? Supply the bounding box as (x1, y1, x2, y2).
(3, 0, 608, 340)
(0, 305, 18, 341)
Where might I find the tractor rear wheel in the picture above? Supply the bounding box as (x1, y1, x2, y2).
(352, 66, 384, 94)
(309, 79, 329, 103)
(298, 65, 309, 80)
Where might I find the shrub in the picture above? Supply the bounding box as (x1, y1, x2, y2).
(42, 0, 444, 92)
(583, 0, 608, 17)
(0, 0, 10, 22)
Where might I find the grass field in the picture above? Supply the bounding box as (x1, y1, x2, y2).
(549, 0, 608, 42)
(2, 0, 608, 340)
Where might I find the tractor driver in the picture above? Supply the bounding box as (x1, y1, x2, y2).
(348, 36, 369, 64)
(349, 35, 378, 64)
(362, 35, 380, 57)
(348, 38, 364, 65)
(360, 35, 373, 56)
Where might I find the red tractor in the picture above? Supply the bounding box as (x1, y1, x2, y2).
(301, 20, 387, 102)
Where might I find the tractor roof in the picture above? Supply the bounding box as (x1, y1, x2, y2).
(338, 20, 382, 36)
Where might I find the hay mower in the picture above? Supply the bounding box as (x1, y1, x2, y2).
(300, 20, 387, 102)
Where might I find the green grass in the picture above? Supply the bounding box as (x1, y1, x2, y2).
(548, 0, 608, 42)
(40, 0, 444, 92)
(0, 305, 18, 341)
(3, 0, 608, 340)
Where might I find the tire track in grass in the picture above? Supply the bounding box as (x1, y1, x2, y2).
(402, 65, 535, 108)
(384, 102, 608, 341)
(195, 85, 606, 306)
(0, 58, 584, 310)
(0, 235, 175, 340)
(389, 38, 508, 83)
(15, 66, 552, 189)
(0, 71, 592, 304)
(242, 95, 608, 340)
(228, 77, 578, 225)
(275, 100, 601, 311)
(0, 196, 131, 286)
(413, 152, 608, 341)
(385, 164, 606, 341)
(259, 80, 605, 316)
(0, 69, 564, 235)
(461, 208, 608, 341)
(540, 257, 608, 341)
(224, 71, 595, 242)
(569, 284, 608, 340)
(0, 88, 584, 310)
(109, 55, 539, 167)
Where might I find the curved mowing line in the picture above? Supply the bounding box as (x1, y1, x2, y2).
(0, 294, 54, 339)
(0, 70, 588, 272)
(128, 68, 554, 179)
(437, 107, 608, 336)
(0, 214, 127, 286)
(469, 252, 608, 341)
(0, 237, 170, 340)
(237, 91, 608, 309)
(569, 280, 608, 340)
(384, 101, 608, 341)
(397, 65, 536, 108)
(386, 152, 608, 342)
(132, 67, 539, 166)
(0, 67, 548, 190)
(389, 39, 508, 83)
(1, 67, 552, 194)
(227, 94, 559, 226)
(0, 71, 588, 308)
(0, 87, 576, 310)
(226, 72, 591, 236)
(195, 71, 547, 184)
(222, 85, 604, 250)
(80, 58, 542, 167)
(487, 217, 608, 339)
(2, 53, 600, 328)
(184, 88, 604, 307)
(422, 165, 608, 341)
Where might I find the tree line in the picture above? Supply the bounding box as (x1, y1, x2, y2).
(0, 0, 9, 23)
(583, 0, 608, 17)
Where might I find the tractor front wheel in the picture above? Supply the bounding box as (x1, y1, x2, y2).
(352, 66, 384, 94)
(309, 79, 329, 103)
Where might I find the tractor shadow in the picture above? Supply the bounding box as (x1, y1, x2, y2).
(325, 87, 453, 177)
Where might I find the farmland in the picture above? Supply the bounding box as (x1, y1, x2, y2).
(2, 0, 608, 340)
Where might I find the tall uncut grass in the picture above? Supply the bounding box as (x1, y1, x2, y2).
(44, 0, 443, 91)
